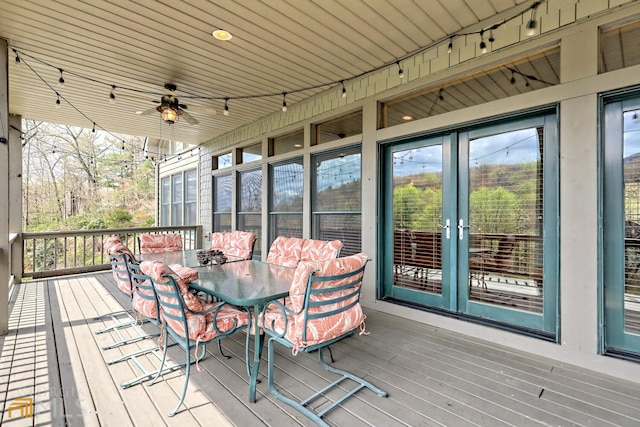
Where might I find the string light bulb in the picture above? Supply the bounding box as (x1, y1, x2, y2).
(396, 61, 404, 79)
(14, 51, 20, 65)
(479, 30, 487, 54)
(55, 94, 61, 109)
(223, 98, 230, 116)
(109, 85, 116, 103)
(488, 30, 495, 44)
(58, 68, 65, 87)
(341, 81, 347, 98)
(281, 92, 287, 112)
(92, 122, 96, 132)
(526, 2, 540, 36)
(510, 70, 516, 84)
(447, 37, 453, 54)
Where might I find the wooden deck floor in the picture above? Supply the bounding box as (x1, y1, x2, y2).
(1, 272, 639, 426)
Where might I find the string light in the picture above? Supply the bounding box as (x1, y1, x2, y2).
(92, 122, 96, 132)
(396, 61, 404, 79)
(510, 70, 516, 84)
(479, 30, 487, 54)
(7, 0, 548, 152)
(58, 68, 65, 87)
(223, 97, 230, 116)
(526, 1, 540, 36)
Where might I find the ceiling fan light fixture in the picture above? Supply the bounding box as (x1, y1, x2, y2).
(212, 29, 232, 40)
(161, 106, 179, 123)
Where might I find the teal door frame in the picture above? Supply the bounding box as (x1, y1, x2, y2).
(380, 109, 559, 337)
(602, 94, 640, 354)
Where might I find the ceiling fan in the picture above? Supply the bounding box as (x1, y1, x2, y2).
(136, 83, 216, 124)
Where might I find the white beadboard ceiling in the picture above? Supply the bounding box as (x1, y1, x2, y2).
(0, 0, 534, 147)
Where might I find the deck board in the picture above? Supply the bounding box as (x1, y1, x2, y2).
(0, 271, 639, 426)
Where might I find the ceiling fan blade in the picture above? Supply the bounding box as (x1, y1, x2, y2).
(136, 106, 159, 115)
(183, 105, 216, 115)
(180, 110, 199, 125)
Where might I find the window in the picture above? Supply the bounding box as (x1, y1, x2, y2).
(379, 47, 560, 128)
(312, 110, 362, 145)
(239, 142, 262, 163)
(213, 152, 233, 170)
(600, 19, 640, 73)
(160, 168, 198, 226)
(213, 173, 232, 232)
(238, 168, 262, 258)
(312, 146, 362, 256)
(269, 130, 304, 156)
(269, 159, 303, 242)
(160, 176, 170, 226)
(184, 169, 197, 225)
(171, 174, 183, 225)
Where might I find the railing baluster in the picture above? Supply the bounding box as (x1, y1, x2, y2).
(21, 225, 202, 279)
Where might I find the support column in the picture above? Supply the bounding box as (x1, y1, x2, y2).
(0, 38, 10, 334)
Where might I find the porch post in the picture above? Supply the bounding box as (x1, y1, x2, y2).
(0, 38, 9, 334)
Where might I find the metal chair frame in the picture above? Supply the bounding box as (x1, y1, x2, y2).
(147, 272, 249, 417)
(262, 261, 387, 427)
(95, 252, 157, 350)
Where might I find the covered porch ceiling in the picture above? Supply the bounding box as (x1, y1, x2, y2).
(0, 1, 537, 147)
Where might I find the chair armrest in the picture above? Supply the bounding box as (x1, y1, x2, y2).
(261, 299, 296, 338)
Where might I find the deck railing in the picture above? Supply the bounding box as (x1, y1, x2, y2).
(22, 226, 203, 279)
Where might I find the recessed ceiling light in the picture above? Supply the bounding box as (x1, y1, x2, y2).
(402, 115, 413, 121)
(294, 144, 302, 148)
(212, 29, 232, 41)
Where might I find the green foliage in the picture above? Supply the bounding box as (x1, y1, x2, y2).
(470, 187, 518, 233)
(65, 215, 107, 230)
(104, 208, 133, 228)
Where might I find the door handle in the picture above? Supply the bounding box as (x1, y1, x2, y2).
(458, 219, 470, 240)
(440, 219, 450, 240)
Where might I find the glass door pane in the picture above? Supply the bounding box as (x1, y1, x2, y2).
(467, 128, 544, 312)
(458, 114, 557, 333)
(603, 95, 640, 355)
(383, 135, 452, 309)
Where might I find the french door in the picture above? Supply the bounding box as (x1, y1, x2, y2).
(382, 112, 558, 336)
(603, 94, 640, 356)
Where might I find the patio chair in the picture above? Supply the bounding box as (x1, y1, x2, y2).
(96, 236, 157, 350)
(211, 230, 257, 260)
(261, 253, 387, 427)
(266, 235, 305, 267)
(141, 260, 250, 417)
(105, 259, 190, 388)
(300, 239, 344, 262)
(139, 232, 183, 253)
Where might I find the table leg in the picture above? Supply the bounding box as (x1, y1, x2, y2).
(248, 304, 265, 403)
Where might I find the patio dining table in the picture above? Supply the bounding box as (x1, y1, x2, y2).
(139, 250, 296, 402)
(188, 260, 295, 402)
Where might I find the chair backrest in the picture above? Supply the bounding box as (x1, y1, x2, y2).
(103, 235, 136, 297)
(227, 231, 257, 260)
(288, 253, 369, 350)
(210, 231, 231, 252)
(139, 233, 183, 253)
(266, 236, 304, 267)
(140, 260, 205, 342)
(300, 239, 344, 262)
(127, 261, 159, 321)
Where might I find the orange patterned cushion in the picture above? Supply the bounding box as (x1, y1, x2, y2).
(262, 253, 368, 352)
(140, 261, 248, 341)
(140, 233, 183, 253)
(266, 236, 304, 267)
(300, 239, 343, 262)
